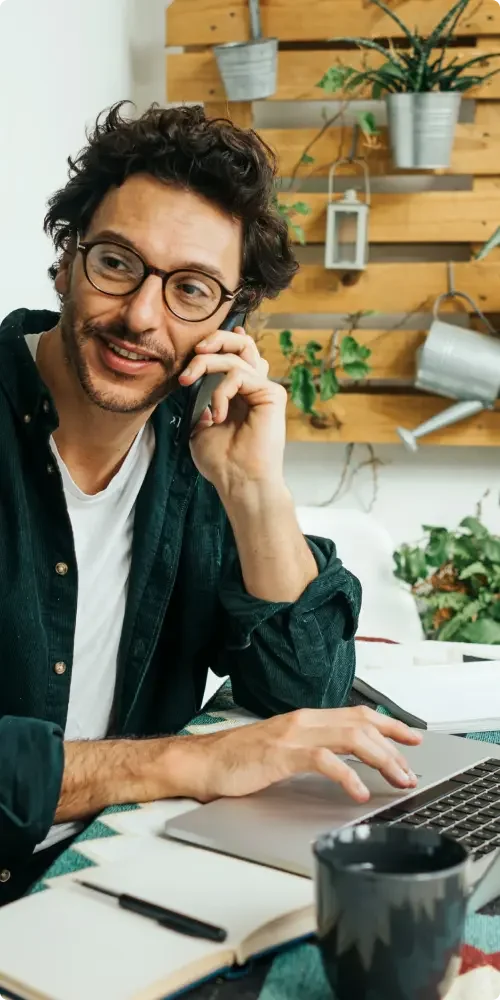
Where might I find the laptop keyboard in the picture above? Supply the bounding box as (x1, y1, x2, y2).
(372, 758, 500, 857)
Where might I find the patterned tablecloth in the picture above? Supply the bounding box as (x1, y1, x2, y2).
(32, 682, 500, 1000)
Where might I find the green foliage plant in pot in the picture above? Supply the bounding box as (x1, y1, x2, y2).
(279, 316, 372, 429)
(393, 516, 500, 643)
(317, 0, 500, 170)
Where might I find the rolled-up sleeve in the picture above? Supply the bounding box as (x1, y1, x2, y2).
(213, 535, 362, 717)
(0, 716, 64, 857)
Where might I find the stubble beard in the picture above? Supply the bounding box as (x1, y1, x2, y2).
(59, 297, 181, 414)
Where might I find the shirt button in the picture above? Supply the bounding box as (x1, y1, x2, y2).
(47, 463, 54, 475)
(23, 414, 31, 424)
(54, 661, 67, 675)
(42, 400, 50, 413)
(55, 562, 68, 576)
(0, 869, 11, 883)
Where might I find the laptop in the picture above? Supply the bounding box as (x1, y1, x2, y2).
(164, 730, 500, 911)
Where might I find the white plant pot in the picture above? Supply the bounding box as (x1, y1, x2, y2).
(386, 92, 462, 169)
(213, 38, 278, 101)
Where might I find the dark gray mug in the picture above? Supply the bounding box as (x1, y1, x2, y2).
(314, 824, 479, 1000)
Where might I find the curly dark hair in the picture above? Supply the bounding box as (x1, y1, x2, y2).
(43, 101, 298, 311)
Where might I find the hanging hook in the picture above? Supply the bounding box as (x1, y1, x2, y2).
(447, 260, 455, 298)
(348, 123, 359, 163)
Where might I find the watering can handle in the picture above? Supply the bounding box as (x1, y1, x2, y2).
(327, 158, 371, 205)
(432, 291, 496, 335)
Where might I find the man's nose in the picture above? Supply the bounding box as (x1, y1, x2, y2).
(124, 273, 165, 333)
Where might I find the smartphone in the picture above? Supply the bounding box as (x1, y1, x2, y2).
(180, 308, 247, 442)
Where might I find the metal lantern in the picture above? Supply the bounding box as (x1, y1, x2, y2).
(325, 158, 370, 271)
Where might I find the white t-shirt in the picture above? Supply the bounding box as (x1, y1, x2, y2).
(24, 333, 155, 851)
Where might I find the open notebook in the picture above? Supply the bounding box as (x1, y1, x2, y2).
(0, 837, 315, 1000)
(354, 653, 500, 733)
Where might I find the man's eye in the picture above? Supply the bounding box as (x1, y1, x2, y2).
(103, 255, 128, 271)
(178, 281, 209, 298)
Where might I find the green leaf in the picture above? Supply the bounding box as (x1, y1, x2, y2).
(291, 224, 306, 245)
(364, 0, 419, 48)
(319, 367, 340, 401)
(425, 591, 469, 611)
(459, 561, 488, 580)
(357, 111, 379, 137)
(437, 598, 483, 641)
(290, 201, 310, 216)
(425, 528, 453, 566)
(317, 66, 355, 93)
(300, 153, 315, 165)
(393, 545, 429, 585)
(290, 365, 316, 414)
(342, 361, 370, 380)
(340, 335, 372, 366)
(460, 516, 488, 538)
(279, 329, 294, 357)
(455, 618, 500, 644)
(475, 225, 500, 261)
(484, 537, 500, 564)
(337, 38, 407, 74)
(305, 340, 323, 364)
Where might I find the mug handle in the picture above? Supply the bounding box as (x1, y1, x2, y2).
(466, 847, 500, 914)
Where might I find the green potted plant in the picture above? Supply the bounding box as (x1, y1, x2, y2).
(318, 0, 500, 170)
(393, 516, 500, 642)
(279, 314, 372, 428)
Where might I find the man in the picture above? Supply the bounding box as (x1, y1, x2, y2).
(0, 102, 419, 903)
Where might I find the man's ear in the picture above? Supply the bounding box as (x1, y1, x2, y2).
(54, 238, 78, 297)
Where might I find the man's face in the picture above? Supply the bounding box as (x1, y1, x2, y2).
(56, 174, 242, 414)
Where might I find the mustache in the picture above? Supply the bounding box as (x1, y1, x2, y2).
(81, 319, 178, 372)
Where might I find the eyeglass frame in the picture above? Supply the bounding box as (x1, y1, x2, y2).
(76, 239, 241, 323)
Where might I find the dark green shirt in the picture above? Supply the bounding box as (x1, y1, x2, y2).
(0, 308, 361, 869)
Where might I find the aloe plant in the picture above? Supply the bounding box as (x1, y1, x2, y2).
(318, 0, 500, 97)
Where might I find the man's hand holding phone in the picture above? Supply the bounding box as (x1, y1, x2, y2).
(178, 323, 288, 499)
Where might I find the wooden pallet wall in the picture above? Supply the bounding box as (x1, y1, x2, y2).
(166, 0, 500, 446)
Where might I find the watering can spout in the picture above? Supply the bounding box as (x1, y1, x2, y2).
(397, 399, 486, 451)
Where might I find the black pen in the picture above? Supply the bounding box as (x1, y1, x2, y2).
(77, 879, 227, 943)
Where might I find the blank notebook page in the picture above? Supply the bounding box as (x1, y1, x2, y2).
(356, 661, 500, 730)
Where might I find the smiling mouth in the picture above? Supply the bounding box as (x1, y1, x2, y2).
(98, 334, 160, 363)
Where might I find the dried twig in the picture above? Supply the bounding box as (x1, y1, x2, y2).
(319, 443, 355, 506)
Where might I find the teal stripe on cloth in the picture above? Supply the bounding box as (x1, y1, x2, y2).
(259, 944, 327, 1000)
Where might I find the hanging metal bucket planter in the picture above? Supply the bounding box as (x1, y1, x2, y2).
(386, 92, 462, 170)
(213, 0, 278, 101)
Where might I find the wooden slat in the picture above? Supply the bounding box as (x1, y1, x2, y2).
(286, 394, 500, 444)
(204, 101, 254, 127)
(265, 261, 500, 314)
(278, 190, 498, 244)
(167, 47, 500, 103)
(259, 125, 500, 177)
(167, 0, 500, 46)
(259, 328, 424, 379)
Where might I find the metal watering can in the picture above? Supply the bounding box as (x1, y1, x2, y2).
(397, 290, 500, 451)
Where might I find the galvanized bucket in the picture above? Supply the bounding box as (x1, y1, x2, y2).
(386, 92, 462, 169)
(213, 37, 278, 101)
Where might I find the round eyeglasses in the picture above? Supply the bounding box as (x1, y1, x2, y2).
(77, 240, 240, 323)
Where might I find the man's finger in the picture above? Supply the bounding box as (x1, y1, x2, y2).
(195, 329, 263, 371)
(336, 729, 417, 788)
(292, 746, 370, 803)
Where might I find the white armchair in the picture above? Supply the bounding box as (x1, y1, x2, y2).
(295, 506, 423, 644)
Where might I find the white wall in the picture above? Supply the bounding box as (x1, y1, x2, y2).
(2, 0, 498, 551)
(0, 0, 133, 315)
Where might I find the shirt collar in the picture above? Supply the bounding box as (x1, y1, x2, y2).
(0, 308, 60, 433)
